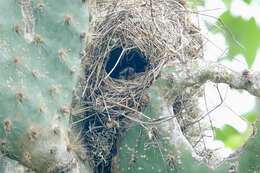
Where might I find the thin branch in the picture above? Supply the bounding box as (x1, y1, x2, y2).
(168, 61, 260, 97)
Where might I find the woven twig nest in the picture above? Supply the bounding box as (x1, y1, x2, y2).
(72, 0, 203, 171)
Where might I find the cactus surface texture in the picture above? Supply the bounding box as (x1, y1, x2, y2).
(0, 0, 90, 172)
(0, 156, 34, 173)
(238, 121, 260, 173)
(118, 125, 231, 173)
(117, 80, 260, 173)
(117, 84, 229, 173)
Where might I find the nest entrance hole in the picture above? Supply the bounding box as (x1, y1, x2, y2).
(105, 47, 148, 80)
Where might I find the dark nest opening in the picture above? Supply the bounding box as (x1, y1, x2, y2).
(71, 0, 203, 172)
(105, 47, 148, 80)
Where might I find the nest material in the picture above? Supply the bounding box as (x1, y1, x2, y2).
(73, 0, 203, 172)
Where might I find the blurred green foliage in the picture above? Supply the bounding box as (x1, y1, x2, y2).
(214, 123, 253, 149)
(244, 0, 253, 4)
(191, 0, 260, 150)
(218, 11, 260, 67)
(244, 112, 258, 123)
(189, 1, 260, 171)
(196, 0, 260, 67)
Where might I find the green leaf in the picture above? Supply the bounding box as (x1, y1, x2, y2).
(215, 125, 239, 142)
(223, 0, 232, 7)
(214, 124, 253, 149)
(244, 112, 258, 123)
(217, 11, 260, 67)
(244, 0, 252, 4)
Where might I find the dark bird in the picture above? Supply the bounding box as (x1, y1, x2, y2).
(118, 67, 135, 80)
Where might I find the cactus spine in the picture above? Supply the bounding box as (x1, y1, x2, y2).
(0, 0, 90, 172)
(117, 77, 260, 173)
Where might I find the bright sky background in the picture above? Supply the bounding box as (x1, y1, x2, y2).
(195, 0, 260, 156)
(198, 0, 260, 129)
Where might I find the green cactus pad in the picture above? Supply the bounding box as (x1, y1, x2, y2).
(0, 0, 89, 172)
(117, 81, 230, 173)
(238, 122, 260, 173)
(117, 77, 260, 173)
(0, 157, 34, 173)
(118, 125, 177, 173)
(118, 125, 230, 173)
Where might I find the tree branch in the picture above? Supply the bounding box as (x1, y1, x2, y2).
(168, 61, 260, 97)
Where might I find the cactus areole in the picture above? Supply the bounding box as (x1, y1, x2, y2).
(0, 0, 90, 172)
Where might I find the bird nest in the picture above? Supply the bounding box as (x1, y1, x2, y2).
(72, 0, 203, 171)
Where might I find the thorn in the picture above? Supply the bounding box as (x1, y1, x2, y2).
(60, 106, 70, 115)
(28, 128, 38, 141)
(14, 23, 22, 34)
(3, 119, 12, 132)
(58, 48, 69, 60)
(32, 69, 40, 78)
(36, 2, 45, 11)
(23, 151, 32, 163)
(16, 91, 25, 102)
(67, 144, 72, 153)
(13, 56, 21, 65)
(53, 126, 61, 136)
(38, 105, 46, 113)
(33, 34, 44, 44)
(64, 14, 73, 25)
(50, 148, 57, 155)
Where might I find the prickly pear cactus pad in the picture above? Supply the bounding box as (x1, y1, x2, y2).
(0, 0, 90, 172)
(238, 121, 260, 173)
(118, 116, 260, 173)
(116, 84, 230, 173)
(0, 157, 34, 173)
(116, 67, 260, 173)
(117, 125, 231, 173)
